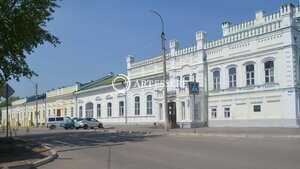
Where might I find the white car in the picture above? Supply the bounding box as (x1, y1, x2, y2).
(75, 118, 103, 130)
(46, 116, 70, 129)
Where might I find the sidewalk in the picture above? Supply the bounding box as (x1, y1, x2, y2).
(104, 125, 300, 139)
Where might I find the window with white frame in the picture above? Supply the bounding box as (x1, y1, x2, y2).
(97, 104, 101, 117)
(264, 61, 274, 83)
(211, 108, 217, 118)
(146, 95, 152, 115)
(177, 76, 181, 88)
(107, 102, 112, 117)
(228, 67, 237, 88)
(181, 101, 185, 120)
(134, 96, 140, 115)
(183, 75, 190, 88)
(213, 70, 220, 90)
(224, 107, 230, 118)
(85, 102, 93, 118)
(192, 73, 197, 82)
(119, 101, 124, 116)
(246, 64, 255, 85)
(64, 108, 67, 117)
(48, 110, 51, 116)
(53, 109, 55, 115)
(71, 107, 74, 117)
(79, 106, 82, 117)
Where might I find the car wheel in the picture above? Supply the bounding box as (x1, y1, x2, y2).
(98, 124, 103, 128)
(75, 127, 79, 130)
(83, 125, 88, 130)
(50, 125, 56, 130)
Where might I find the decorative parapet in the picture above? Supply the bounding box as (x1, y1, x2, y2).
(175, 45, 197, 56)
(226, 12, 281, 36)
(11, 98, 26, 106)
(205, 20, 281, 49)
(46, 84, 77, 98)
(130, 53, 171, 69)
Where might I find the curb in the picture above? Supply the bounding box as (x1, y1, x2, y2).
(32, 145, 58, 168)
(0, 144, 58, 169)
(105, 129, 300, 139)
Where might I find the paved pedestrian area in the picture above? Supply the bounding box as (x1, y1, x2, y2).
(3, 128, 296, 169)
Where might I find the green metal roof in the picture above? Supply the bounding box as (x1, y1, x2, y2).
(79, 74, 124, 91)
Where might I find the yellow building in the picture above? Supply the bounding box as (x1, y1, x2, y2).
(45, 83, 81, 118)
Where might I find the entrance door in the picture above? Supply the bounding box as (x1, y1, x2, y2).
(168, 102, 177, 128)
(57, 109, 61, 117)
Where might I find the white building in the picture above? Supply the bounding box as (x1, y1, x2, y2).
(2, 3, 300, 128)
(206, 4, 300, 127)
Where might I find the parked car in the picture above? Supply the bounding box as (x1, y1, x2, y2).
(75, 118, 103, 130)
(46, 116, 71, 129)
(63, 118, 75, 129)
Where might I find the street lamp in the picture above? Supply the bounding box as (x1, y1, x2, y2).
(28, 80, 38, 127)
(148, 9, 169, 131)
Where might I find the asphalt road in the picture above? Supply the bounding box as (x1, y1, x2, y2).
(14, 128, 300, 169)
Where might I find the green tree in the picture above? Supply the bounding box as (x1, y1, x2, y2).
(0, 0, 60, 83)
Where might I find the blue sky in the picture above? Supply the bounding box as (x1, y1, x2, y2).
(9, 0, 298, 97)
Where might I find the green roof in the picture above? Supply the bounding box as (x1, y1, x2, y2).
(79, 74, 124, 91)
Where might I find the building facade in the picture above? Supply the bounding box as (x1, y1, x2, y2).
(1, 3, 300, 128)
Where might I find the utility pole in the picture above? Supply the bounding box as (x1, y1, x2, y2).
(35, 83, 38, 127)
(29, 80, 38, 127)
(149, 10, 168, 130)
(6, 84, 9, 140)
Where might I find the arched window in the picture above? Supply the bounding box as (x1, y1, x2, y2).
(97, 104, 101, 117)
(85, 102, 93, 118)
(183, 75, 190, 88)
(228, 67, 237, 88)
(246, 64, 255, 85)
(134, 96, 140, 115)
(71, 107, 74, 117)
(146, 95, 152, 115)
(107, 102, 112, 117)
(264, 61, 274, 83)
(176, 76, 181, 88)
(213, 70, 220, 90)
(192, 73, 197, 82)
(79, 106, 82, 117)
(119, 101, 124, 116)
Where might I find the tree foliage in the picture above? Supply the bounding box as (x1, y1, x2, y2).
(0, 0, 60, 83)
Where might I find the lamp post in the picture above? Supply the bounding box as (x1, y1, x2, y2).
(148, 10, 168, 131)
(29, 80, 38, 127)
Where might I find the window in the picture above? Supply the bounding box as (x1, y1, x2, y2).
(53, 109, 55, 115)
(253, 105, 261, 112)
(107, 102, 112, 117)
(264, 61, 274, 83)
(229, 67, 237, 88)
(85, 102, 94, 118)
(192, 73, 197, 82)
(181, 102, 185, 120)
(246, 64, 255, 85)
(159, 103, 163, 120)
(79, 106, 83, 117)
(71, 107, 74, 117)
(48, 118, 55, 122)
(119, 101, 124, 116)
(48, 110, 51, 116)
(146, 95, 152, 115)
(213, 70, 220, 90)
(97, 104, 101, 117)
(56, 117, 64, 121)
(135, 96, 140, 115)
(64, 108, 67, 117)
(183, 75, 190, 88)
(211, 108, 217, 118)
(176, 76, 181, 88)
(194, 104, 200, 120)
(224, 107, 230, 118)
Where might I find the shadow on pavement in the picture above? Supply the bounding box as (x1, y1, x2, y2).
(17, 131, 163, 153)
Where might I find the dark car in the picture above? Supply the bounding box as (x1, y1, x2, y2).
(63, 118, 76, 129)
